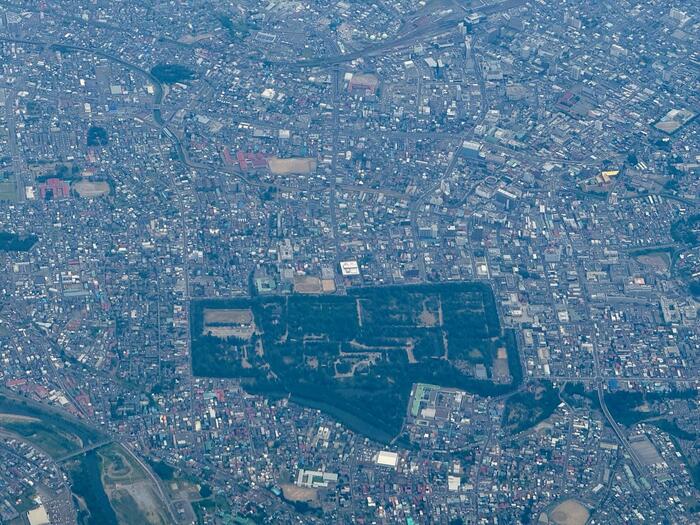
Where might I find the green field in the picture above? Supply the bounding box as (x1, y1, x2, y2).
(148, 459, 177, 481)
(150, 63, 196, 84)
(0, 393, 126, 523)
(87, 126, 109, 147)
(0, 420, 82, 457)
(671, 214, 700, 247)
(0, 392, 103, 458)
(649, 419, 697, 441)
(604, 389, 698, 427)
(0, 180, 17, 201)
(560, 382, 600, 410)
(502, 381, 560, 434)
(191, 283, 522, 441)
(0, 231, 37, 252)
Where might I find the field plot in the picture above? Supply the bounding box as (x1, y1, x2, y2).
(202, 308, 255, 339)
(267, 157, 317, 175)
(73, 179, 111, 197)
(0, 179, 17, 201)
(547, 499, 590, 525)
(191, 283, 521, 442)
(99, 444, 170, 525)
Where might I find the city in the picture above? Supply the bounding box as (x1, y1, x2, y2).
(0, 0, 698, 524)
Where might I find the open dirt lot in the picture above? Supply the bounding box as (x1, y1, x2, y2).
(111, 483, 168, 525)
(73, 180, 110, 197)
(203, 308, 255, 339)
(549, 499, 590, 525)
(99, 444, 169, 525)
(280, 483, 318, 504)
(268, 157, 317, 175)
(203, 308, 253, 325)
(635, 253, 670, 272)
(294, 275, 322, 294)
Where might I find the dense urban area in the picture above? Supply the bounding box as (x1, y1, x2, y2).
(0, 0, 699, 524)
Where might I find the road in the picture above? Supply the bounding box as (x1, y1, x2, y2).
(328, 63, 344, 272)
(3, 87, 25, 202)
(573, 263, 650, 482)
(0, 35, 187, 523)
(0, 0, 196, 49)
(409, 33, 489, 281)
(119, 440, 180, 525)
(0, 428, 78, 522)
(529, 374, 698, 384)
(55, 438, 114, 463)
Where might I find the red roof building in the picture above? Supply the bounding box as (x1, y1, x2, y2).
(39, 178, 70, 200)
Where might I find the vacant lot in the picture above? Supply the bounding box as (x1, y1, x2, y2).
(99, 443, 171, 525)
(73, 179, 110, 197)
(268, 157, 317, 175)
(548, 499, 589, 525)
(66, 443, 171, 525)
(280, 484, 318, 504)
(294, 275, 323, 294)
(111, 484, 168, 525)
(177, 32, 214, 44)
(203, 308, 253, 325)
(202, 308, 255, 339)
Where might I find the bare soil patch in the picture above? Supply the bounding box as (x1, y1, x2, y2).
(294, 275, 322, 294)
(549, 499, 589, 525)
(73, 180, 110, 197)
(268, 157, 317, 175)
(202, 308, 255, 339)
(280, 483, 318, 504)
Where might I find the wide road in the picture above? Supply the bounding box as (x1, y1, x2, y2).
(529, 374, 698, 384)
(408, 34, 489, 280)
(3, 87, 25, 202)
